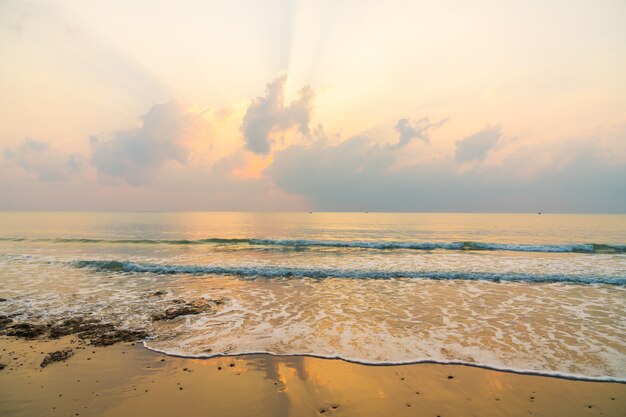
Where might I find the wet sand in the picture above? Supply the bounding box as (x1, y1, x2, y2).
(0, 336, 624, 417)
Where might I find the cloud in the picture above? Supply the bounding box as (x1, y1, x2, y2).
(241, 74, 314, 154)
(455, 125, 502, 162)
(266, 128, 626, 212)
(90, 100, 208, 185)
(3, 138, 83, 181)
(392, 117, 446, 149)
(2, 74, 624, 212)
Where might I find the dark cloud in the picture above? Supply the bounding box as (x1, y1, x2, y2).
(3, 138, 83, 181)
(266, 136, 393, 208)
(455, 125, 502, 162)
(241, 74, 314, 154)
(392, 117, 447, 149)
(90, 100, 203, 185)
(266, 132, 626, 213)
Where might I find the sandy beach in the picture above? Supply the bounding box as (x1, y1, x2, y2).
(1, 335, 624, 417)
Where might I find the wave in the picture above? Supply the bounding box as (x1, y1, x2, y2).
(2, 237, 625, 254)
(252, 239, 626, 253)
(0, 237, 243, 245)
(73, 260, 626, 285)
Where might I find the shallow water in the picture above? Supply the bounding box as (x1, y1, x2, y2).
(0, 212, 624, 380)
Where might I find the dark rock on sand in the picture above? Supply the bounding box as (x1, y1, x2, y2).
(49, 317, 103, 339)
(3, 316, 148, 346)
(77, 326, 148, 347)
(0, 297, 7, 302)
(152, 298, 223, 321)
(0, 362, 6, 370)
(6, 322, 50, 339)
(153, 291, 166, 296)
(41, 348, 74, 367)
(0, 315, 13, 330)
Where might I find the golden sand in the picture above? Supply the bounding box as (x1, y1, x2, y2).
(0, 336, 624, 417)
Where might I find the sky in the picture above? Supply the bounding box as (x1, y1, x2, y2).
(1, 0, 625, 212)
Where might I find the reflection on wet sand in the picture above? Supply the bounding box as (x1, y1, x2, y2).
(1, 336, 625, 417)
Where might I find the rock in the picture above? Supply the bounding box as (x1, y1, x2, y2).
(6, 322, 50, 339)
(0, 315, 13, 330)
(151, 306, 202, 321)
(153, 291, 166, 296)
(0, 363, 5, 370)
(3, 316, 147, 346)
(79, 327, 148, 347)
(0, 298, 7, 302)
(151, 299, 222, 321)
(41, 349, 74, 367)
(49, 317, 103, 339)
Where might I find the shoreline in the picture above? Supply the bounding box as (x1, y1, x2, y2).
(1, 336, 624, 417)
(142, 343, 626, 384)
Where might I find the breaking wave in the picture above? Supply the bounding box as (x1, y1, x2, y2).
(73, 259, 626, 285)
(2, 237, 625, 253)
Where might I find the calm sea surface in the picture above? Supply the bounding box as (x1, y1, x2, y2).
(0, 212, 624, 380)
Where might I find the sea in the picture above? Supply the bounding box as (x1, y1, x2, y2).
(0, 212, 624, 381)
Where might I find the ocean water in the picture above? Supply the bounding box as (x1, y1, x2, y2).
(0, 212, 625, 381)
